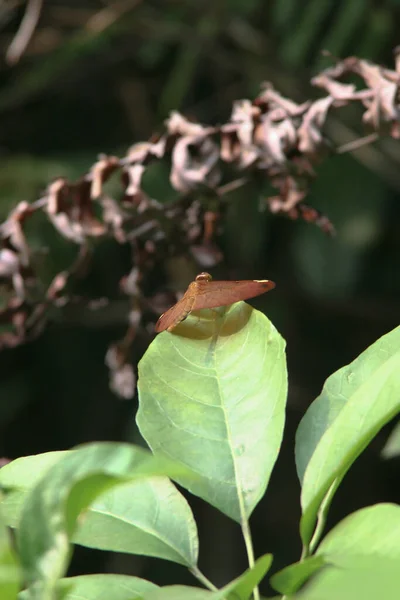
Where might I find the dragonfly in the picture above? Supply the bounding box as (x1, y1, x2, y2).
(155, 272, 275, 333)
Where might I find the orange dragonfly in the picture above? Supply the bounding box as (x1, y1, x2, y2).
(155, 272, 275, 333)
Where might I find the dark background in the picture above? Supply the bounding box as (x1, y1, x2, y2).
(0, 0, 399, 594)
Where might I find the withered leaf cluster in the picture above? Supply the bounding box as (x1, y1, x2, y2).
(1, 51, 399, 397)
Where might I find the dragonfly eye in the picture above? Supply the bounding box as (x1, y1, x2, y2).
(195, 272, 212, 282)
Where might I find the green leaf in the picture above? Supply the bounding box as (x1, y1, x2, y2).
(74, 477, 198, 566)
(0, 511, 20, 600)
(138, 556, 273, 600)
(294, 556, 400, 600)
(16, 442, 193, 600)
(316, 503, 400, 562)
(0, 490, 24, 529)
(0, 451, 198, 567)
(18, 574, 158, 600)
(297, 326, 400, 549)
(0, 452, 67, 492)
(270, 556, 325, 595)
(220, 554, 273, 599)
(295, 322, 400, 481)
(137, 302, 287, 522)
(284, 505, 400, 597)
(58, 574, 158, 600)
(381, 421, 400, 459)
(139, 587, 213, 600)
(296, 328, 400, 482)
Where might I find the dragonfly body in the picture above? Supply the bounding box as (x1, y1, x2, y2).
(155, 272, 275, 333)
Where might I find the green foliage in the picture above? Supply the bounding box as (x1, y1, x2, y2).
(0, 511, 20, 600)
(296, 325, 400, 552)
(0, 305, 398, 598)
(294, 557, 400, 600)
(270, 556, 325, 595)
(137, 302, 287, 522)
(0, 1, 399, 598)
(1, 457, 198, 566)
(1, 444, 195, 599)
(37, 574, 158, 600)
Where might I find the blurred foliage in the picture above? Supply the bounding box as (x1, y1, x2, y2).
(0, 0, 399, 595)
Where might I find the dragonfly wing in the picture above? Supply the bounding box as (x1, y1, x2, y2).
(155, 295, 196, 332)
(192, 279, 275, 310)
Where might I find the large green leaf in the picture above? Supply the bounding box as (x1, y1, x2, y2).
(0, 452, 69, 529)
(16, 442, 193, 600)
(316, 503, 400, 562)
(294, 556, 400, 600)
(296, 326, 400, 550)
(0, 452, 198, 568)
(271, 503, 400, 595)
(137, 588, 213, 600)
(295, 325, 400, 482)
(19, 574, 159, 600)
(137, 302, 287, 522)
(295, 506, 400, 597)
(0, 452, 67, 493)
(0, 510, 20, 600)
(74, 477, 198, 566)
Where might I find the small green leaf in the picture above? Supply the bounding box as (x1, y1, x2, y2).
(17, 442, 193, 600)
(270, 556, 325, 594)
(137, 555, 273, 600)
(220, 554, 273, 600)
(137, 302, 287, 523)
(297, 326, 400, 549)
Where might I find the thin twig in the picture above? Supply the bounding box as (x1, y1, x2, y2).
(336, 132, 379, 154)
(6, 0, 43, 65)
(217, 177, 248, 196)
(86, 0, 142, 34)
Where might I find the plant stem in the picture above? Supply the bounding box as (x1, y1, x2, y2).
(190, 566, 218, 592)
(309, 479, 339, 555)
(241, 518, 260, 600)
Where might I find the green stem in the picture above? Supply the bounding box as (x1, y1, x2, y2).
(309, 479, 339, 555)
(241, 518, 260, 600)
(190, 566, 218, 592)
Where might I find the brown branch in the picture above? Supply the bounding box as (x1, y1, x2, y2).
(6, 0, 43, 65)
(336, 133, 379, 154)
(85, 0, 142, 34)
(0, 48, 400, 396)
